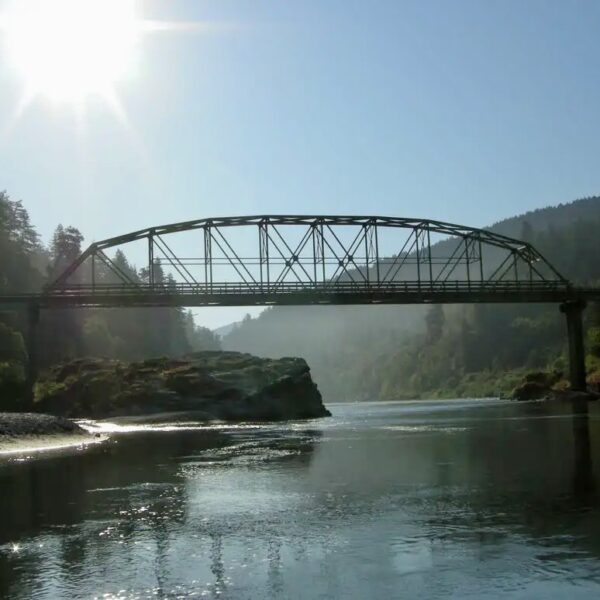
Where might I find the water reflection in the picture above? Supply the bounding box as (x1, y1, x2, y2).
(572, 399, 594, 495)
(415, 401, 599, 555)
(1, 404, 600, 599)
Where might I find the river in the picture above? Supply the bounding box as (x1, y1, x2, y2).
(1, 399, 599, 599)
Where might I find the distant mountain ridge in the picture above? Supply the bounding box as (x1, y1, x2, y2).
(485, 196, 600, 237)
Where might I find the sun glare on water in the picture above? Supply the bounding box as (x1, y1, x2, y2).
(1, 0, 141, 104)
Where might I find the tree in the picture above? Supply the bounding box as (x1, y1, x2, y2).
(425, 305, 444, 343)
(0, 191, 43, 294)
(48, 225, 84, 281)
(39, 225, 86, 366)
(520, 220, 534, 243)
(184, 311, 221, 351)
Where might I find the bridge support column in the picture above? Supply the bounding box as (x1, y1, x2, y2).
(25, 302, 40, 404)
(560, 300, 587, 392)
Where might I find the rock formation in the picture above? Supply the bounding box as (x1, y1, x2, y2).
(34, 351, 331, 421)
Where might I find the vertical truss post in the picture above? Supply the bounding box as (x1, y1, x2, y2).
(513, 252, 519, 282)
(478, 238, 484, 282)
(148, 233, 155, 288)
(91, 252, 96, 291)
(364, 223, 370, 285)
(258, 222, 264, 291)
(259, 220, 270, 291)
(465, 237, 471, 289)
(415, 229, 421, 290)
(320, 221, 326, 284)
(264, 221, 270, 289)
(312, 224, 318, 286)
(427, 225, 433, 290)
(203, 226, 208, 287)
(204, 225, 213, 291)
(374, 222, 380, 286)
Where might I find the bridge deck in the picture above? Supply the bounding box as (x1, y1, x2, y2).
(1, 281, 598, 308)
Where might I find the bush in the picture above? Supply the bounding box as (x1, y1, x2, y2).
(588, 327, 600, 358)
(33, 380, 67, 403)
(0, 361, 25, 384)
(0, 361, 27, 410)
(0, 323, 27, 363)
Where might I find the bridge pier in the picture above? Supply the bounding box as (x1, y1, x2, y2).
(25, 302, 40, 403)
(560, 300, 587, 392)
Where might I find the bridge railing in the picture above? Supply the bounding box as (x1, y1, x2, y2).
(42, 279, 571, 297)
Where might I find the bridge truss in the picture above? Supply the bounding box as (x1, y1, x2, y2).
(1, 214, 598, 392)
(29, 215, 575, 307)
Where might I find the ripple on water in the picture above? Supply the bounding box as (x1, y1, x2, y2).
(378, 425, 470, 433)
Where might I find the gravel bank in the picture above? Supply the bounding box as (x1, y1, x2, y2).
(0, 412, 86, 439)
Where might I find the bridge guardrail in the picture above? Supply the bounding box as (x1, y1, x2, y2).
(41, 280, 571, 296)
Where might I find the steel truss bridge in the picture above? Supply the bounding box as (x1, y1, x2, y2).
(1, 215, 599, 391)
(3, 214, 599, 307)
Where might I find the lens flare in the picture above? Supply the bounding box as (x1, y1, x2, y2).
(1, 0, 140, 103)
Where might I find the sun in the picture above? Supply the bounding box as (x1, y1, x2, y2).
(1, 0, 141, 104)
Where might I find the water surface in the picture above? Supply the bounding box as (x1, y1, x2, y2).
(1, 399, 600, 599)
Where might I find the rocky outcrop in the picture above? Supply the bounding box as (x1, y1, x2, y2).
(34, 351, 331, 421)
(511, 370, 600, 402)
(511, 371, 561, 401)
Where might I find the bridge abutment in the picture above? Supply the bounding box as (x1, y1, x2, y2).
(560, 300, 587, 392)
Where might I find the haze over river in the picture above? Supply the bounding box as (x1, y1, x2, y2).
(1, 399, 600, 599)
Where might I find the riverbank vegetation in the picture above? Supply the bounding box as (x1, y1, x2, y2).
(0, 191, 220, 408)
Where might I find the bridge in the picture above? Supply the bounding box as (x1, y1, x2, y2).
(1, 215, 599, 392)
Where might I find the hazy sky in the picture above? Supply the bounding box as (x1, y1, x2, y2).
(1, 0, 599, 327)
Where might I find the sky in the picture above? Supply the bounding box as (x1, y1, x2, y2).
(1, 0, 600, 328)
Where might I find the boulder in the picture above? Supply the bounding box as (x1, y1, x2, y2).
(511, 369, 600, 402)
(511, 381, 549, 401)
(511, 370, 562, 401)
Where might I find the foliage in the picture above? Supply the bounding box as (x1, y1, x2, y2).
(33, 380, 68, 404)
(0, 191, 221, 409)
(184, 312, 221, 351)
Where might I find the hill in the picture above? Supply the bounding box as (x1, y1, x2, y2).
(223, 196, 600, 400)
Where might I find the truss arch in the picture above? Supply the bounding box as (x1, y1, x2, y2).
(46, 215, 567, 302)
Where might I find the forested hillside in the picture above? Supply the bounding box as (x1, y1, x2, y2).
(224, 196, 600, 400)
(0, 191, 220, 407)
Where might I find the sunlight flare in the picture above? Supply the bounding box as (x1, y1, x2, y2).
(1, 0, 141, 103)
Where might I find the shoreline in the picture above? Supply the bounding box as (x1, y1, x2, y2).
(0, 412, 102, 456)
(0, 432, 105, 456)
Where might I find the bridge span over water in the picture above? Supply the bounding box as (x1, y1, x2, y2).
(1, 215, 599, 391)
